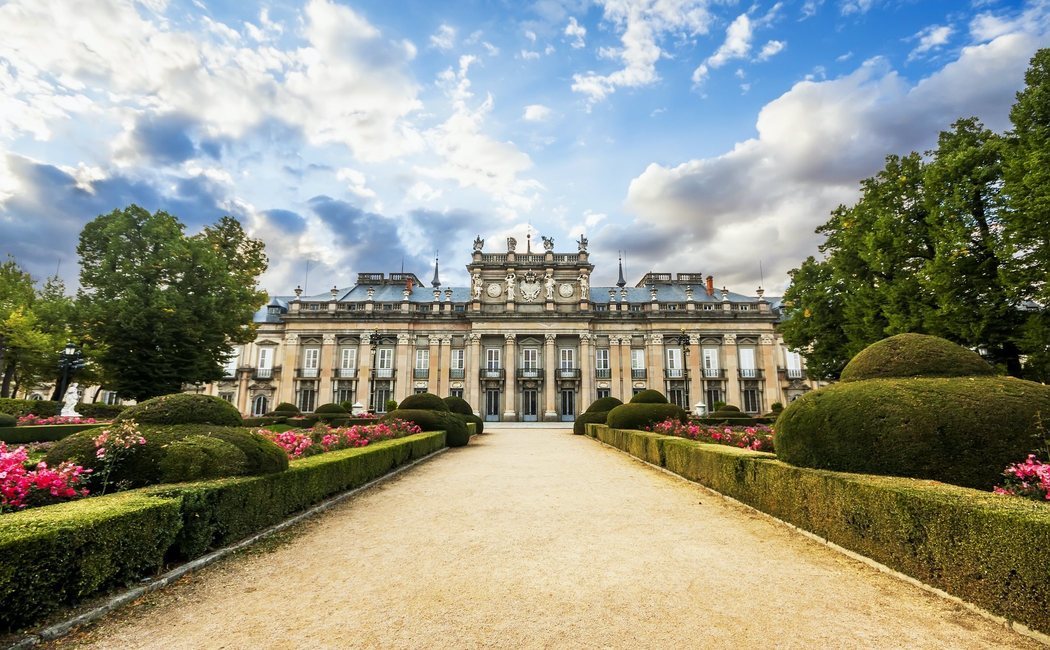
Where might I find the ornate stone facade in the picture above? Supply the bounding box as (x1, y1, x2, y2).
(199, 238, 821, 420)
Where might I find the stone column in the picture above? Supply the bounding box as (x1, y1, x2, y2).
(723, 333, 740, 408)
(427, 334, 441, 395)
(543, 333, 557, 420)
(236, 368, 250, 415)
(688, 333, 702, 412)
(647, 333, 663, 392)
(619, 336, 632, 399)
(466, 333, 481, 414)
(439, 335, 452, 397)
(759, 333, 779, 411)
(608, 335, 622, 401)
(278, 333, 298, 406)
(318, 333, 336, 404)
(580, 333, 593, 409)
(356, 336, 372, 406)
(394, 333, 412, 402)
(503, 333, 517, 420)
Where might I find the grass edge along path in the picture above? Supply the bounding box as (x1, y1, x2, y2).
(586, 423, 1050, 645)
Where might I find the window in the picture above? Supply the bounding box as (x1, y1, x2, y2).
(786, 350, 803, 378)
(705, 386, 723, 412)
(257, 347, 274, 378)
(414, 387, 428, 394)
(302, 348, 319, 377)
(743, 382, 760, 413)
(666, 348, 683, 377)
(104, 391, 120, 406)
(560, 348, 575, 369)
(335, 383, 354, 404)
(451, 349, 465, 369)
(595, 349, 610, 370)
(341, 348, 357, 369)
(449, 388, 464, 398)
(219, 392, 235, 403)
(738, 304, 751, 311)
(486, 348, 501, 370)
(702, 347, 720, 377)
(224, 348, 239, 377)
(739, 347, 757, 378)
(415, 349, 430, 369)
(665, 304, 678, 310)
(668, 386, 687, 408)
(596, 388, 611, 399)
(251, 395, 268, 417)
(522, 348, 539, 370)
(702, 304, 715, 310)
(375, 348, 394, 378)
(631, 349, 645, 370)
(299, 386, 317, 413)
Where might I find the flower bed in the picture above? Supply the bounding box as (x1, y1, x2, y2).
(645, 419, 774, 452)
(258, 419, 422, 460)
(0, 443, 90, 512)
(17, 415, 102, 426)
(995, 454, 1050, 501)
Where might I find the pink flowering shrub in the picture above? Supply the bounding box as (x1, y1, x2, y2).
(17, 414, 100, 426)
(93, 421, 147, 494)
(994, 455, 1050, 501)
(1, 442, 90, 512)
(645, 419, 775, 452)
(258, 419, 423, 460)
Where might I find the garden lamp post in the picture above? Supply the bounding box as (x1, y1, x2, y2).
(57, 341, 83, 401)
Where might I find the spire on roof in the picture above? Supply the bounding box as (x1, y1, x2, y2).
(431, 251, 441, 288)
(616, 252, 627, 288)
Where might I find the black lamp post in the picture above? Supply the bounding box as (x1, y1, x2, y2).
(57, 341, 84, 400)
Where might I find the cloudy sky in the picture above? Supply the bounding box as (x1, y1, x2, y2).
(1, 0, 1047, 296)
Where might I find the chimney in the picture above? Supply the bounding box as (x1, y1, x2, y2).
(705, 275, 714, 297)
(406, 277, 414, 292)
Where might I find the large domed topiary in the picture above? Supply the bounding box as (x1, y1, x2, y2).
(585, 396, 623, 413)
(839, 333, 993, 382)
(385, 409, 469, 447)
(115, 393, 243, 426)
(776, 334, 1048, 490)
(630, 390, 668, 404)
(573, 396, 624, 435)
(399, 393, 450, 411)
(443, 396, 483, 435)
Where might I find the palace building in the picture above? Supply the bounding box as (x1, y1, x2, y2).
(203, 235, 820, 421)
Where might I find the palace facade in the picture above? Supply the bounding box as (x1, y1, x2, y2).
(202, 235, 820, 421)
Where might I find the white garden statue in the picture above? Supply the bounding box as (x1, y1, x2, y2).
(61, 383, 82, 417)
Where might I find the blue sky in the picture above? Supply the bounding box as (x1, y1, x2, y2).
(1, 0, 1047, 295)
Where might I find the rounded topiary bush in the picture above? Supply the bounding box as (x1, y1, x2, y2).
(399, 393, 449, 411)
(315, 402, 347, 414)
(585, 396, 623, 413)
(0, 412, 15, 427)
(710, 408, 752, 422)
(272, 402, 300, 414)
(386, 409, 469, 447)
(442, 397, 484, 435)
(718, 404, 741, 412)
(606, 403, 686, 431)
(46, 424, 287, 488)
(630, 390, 668, 404)
(313, 402, 349, 424)
(115, 394, 242, 427)
(158, 435, 248, 483)
(775, 376, 1050, 489)
(840, 333, 993, 382)
(573, 410, 609, 435)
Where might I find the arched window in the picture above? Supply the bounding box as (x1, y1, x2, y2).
(252, 395, 268, 417)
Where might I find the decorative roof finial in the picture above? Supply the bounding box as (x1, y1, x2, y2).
(616, 252, 627, 288)
(431, 251, 441, 288)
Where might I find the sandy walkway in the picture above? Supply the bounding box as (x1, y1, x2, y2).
(55, 428, 1039, 649)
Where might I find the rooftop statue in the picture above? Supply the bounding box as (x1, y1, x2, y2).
(577, 234, 588, 252)
(507, 237, 517, 253)
(542, 236, 554, 251)
(473, 236, 484, 252)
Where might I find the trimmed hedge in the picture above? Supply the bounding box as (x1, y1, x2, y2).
(0, 431, 446, 632)
(630, 389, 668, 404)
(443, 396, 484, 435)
(585, 396, 623, 413)
(0, 398, 61, 418)
(314, 402, 347, 414)
(46, 424, 287, 488)
(116, 394, 243, 427)
(286, 416, 318, 428)
(158, 435, 248, 483)
(272, 402, 300, 414)
(606, 403, 686, 431)
(590, 424, 1050, 636)
(76, 402, 125, 419)
(840, 333, 993, 382)
(573, 410, 609, 435)
(775, 376, 1050, 489)
(0, 423, 106, 444)
(399, 393, 449, 411)
(0, 413, 14, 427)
(0, 491, 183, 630)
(242, 416, 287, 427)
(386, 409, 469, 447)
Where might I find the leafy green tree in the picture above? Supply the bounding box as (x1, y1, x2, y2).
(77, 206, 267, 401)
(779, 256, 851, 380)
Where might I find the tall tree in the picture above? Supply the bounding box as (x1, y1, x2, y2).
(77, 206, 268, 400)
(779, 256, 852, 380)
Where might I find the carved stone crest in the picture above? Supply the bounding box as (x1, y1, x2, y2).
(519, 271, 541, 302)
(542, 236, 554, 251)
(558, 283, 574, 298)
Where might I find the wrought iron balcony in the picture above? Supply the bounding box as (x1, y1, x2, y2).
(664, 368, 686, 379)
(631, 368, 647, 379)
(254, 367, 274, 379)
(595, 368, 611, 379)
(298, 367, 319, 378)
(738, 368, 763, 379)
(557, 367, 580, 379)
(449, 369, 465, 380)
(785, 368, 804, 379)
(335, 367, 358, 378)
(702, 368, 725, 379)
(413, 368, 430, 379)
(480, 367, 505, 379)
(371, 368, 395, 379)
(517, 367, 543, 379)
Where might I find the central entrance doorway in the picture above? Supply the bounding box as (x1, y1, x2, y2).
(559, 389, 575, 422)
(522, 389, 538, 422)
(484, 389, 501, 421)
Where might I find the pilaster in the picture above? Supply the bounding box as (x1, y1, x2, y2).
(723, 333, 740, 408)
(759, 333, 778, 411)
(543, 333, 557, 420)
(466, 333, 481, 414)
(438, 335, 452, 396)
(278, 333, 298, 406)
(608, 335, 623, 401)
(427, 334, 441, 395)
(503, 333, 517, 419)
(688, 333, 702, 412)
(647, 333, 663, 392)
(580, 333, 594, 408)
(394, 333, 411, 402)
(356, 336, 372, 406)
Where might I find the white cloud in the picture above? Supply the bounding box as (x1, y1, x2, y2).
(758, 39, 786, 61)
(525, 29, 537, 43)
(841, 0, 877, 15)
(571, 0, 717, 104)
(908, 25, 953, 61)
(565, 17, 587, 48)
(430, 24, 456, 50)
(336, 167, 378, 201)
(801, 0, 824, 19)
(623, 30, 1045, 292)
(523, 104, 553, 122)
(521, 49, 541, 60)
(692, 13, 753, 85)
(836, 51, 854, 62)
(483, 41, 500, 56)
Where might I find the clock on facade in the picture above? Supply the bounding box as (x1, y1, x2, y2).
(486, 283, 503, 297)
(558, 283, 574, 298)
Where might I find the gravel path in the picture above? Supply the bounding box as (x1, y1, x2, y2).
(56, 428, 1039, 649)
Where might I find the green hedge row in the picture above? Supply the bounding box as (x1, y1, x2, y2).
(0, 430, 446, 632)
(0, 423, 105, 444)
(0, 399, 61, 418)
(588, 424, 1050, 636)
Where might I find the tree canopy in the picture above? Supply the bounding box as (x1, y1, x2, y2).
(77, 206, 267, 400)
(781, 49, 1050, 382)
